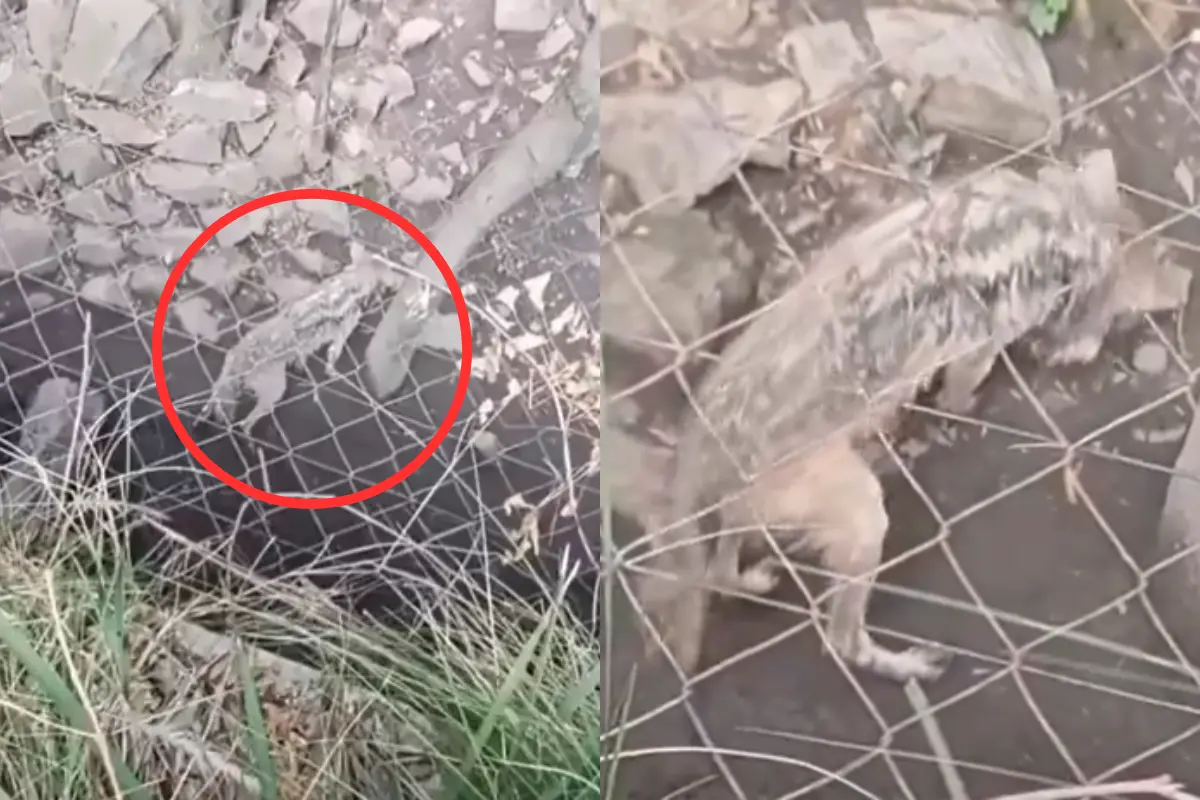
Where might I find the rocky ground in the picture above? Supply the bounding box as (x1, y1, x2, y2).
(0, 0, 600, 583)
(601, 1, 1200, 798)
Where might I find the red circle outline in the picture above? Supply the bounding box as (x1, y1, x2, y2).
(150, 188, 472, 510)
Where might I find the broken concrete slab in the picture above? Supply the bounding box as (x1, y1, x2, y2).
(0, 209, 59, 275)
(168, 80, 271, 124)
(130, 191, 172, 226)
(71, 224, 125, 266)
(55, 139, 114, 186)
(601, 77, 805, 213)
(154, 122, 227, 164)
(26, 0, 77, 72)
(74, 107, 161, 147)
(287, 0, 367, 47)
(188, 249, 251, 291)
(131, 226, 203, 261)
(0, 60, 60, 137)
(865, 8, 1061, 147)
(494, 0, 557, 33)
(271, 39, 308, 87)
(199, 205, 269, 247)
(58, 0, 173, 101)
(141, 162, 225, 204)
(80, 272, 130, 307)
(124, 262, 171, 298)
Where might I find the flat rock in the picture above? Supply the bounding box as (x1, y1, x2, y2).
(606, 0, 749, 40)
(130, 191, 171, 225)
(265, 273, 317, 303)
(385, 156, 415, 189)
(0, 155, 48, 199)
(494, 0, 556, 32)
(601, 77, 805, 213)
(0, 209, 58, 275)
(399, 172, 453, 204)
(167, 79, 271, 124)
(59, 0, 172, 101)
(74, 107, 160, 147)
(0, 61, 60, 137)
(174, 296, 223, 341)
(132, 227, 202, 260)
(395, 17, 443, 52)
(536, 19, 576, 59)
(232, 16, 279, 73)
(124, 263, 170, 297)
(255, 122, 308, 183)
(287, 0, 367, 47)
(284, 247, 337, 278)
(188, 249, 251, 291)
(81, 273, 130, 308)
(26, 0, 76, 71)
(602, 210, 756, 370)
(141, 162, 224, 204)
(154, 123, 226, 164)
(199, 205, 269, 247)
(236, 116, 275, 154)
(159, 0, 237, 81)
(866, 8, 1061, 147)
(271, 39, 307, 87)
(55, 139, 113, 185)
(71, 224, 124, 266)
(779, 21, 868, 106)
(296, 198, 352, 237)
(62, 186, 131, 225)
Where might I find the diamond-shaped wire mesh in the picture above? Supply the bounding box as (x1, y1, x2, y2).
(601, 2, 1200, 798)
(0, 1, 598, 791)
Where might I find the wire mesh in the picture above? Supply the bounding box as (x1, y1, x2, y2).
(0, 1, 599, 641)
(600, 2, 1200, 798)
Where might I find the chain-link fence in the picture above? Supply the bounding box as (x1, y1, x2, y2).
(0, 0, 599, 794)
(601, 1, 1200, 798)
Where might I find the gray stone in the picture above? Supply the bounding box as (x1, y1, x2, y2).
(601, 77, 805, 213)
(295, 199, 351, 237)
(271, 39, 307, 87)
(462, 54, 492, 89)
(141, 163, 224, 204)
(494, 0, 556, 32)
(395, 17, 443, 52)
(188, 249, 251, 291)
(167, 80, 271, 124)
(132, 227, 202, 260)
(216, 159, 261, 197)
(236, 116, 275, 154)
(0, 155, 48, 199)
(232, 17, 280, 73)
(174, 296, 223, 341)
(866, 8, 1061, 147)
(26, 0, 77, 72)
(80, 273, 129, 308)
(159, 0, 237, 81)
(72, 224, 124, 266)
(199, 205, 269, 247)
(385, 156, 415, 190)
(399, 172, 453, 204)
(0, 61, 59, 137)
(536, 20, 575, 60)
(130, 191, 171, 226)
(155, 123, 226, 164)
(55, 140, 113, 185)
(608, 0, 748, 40)
(255, 123, 307, 183)
(0, 209, 58, 275)
(74, 107, 160, 147)
(285, 247, 336, 278)
(265, 273, 317, 304)
(330, 156, 369, 189)
(62, 186, 130, 225)
(1134, 342, 1170, 375)
(287, 0, 367, 47)
(779, 21, 868, 106)
(124, 263, 170, 297)
(59, 0, 172, 101)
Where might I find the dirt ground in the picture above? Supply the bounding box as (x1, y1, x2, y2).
(605, 3, 1200, 798)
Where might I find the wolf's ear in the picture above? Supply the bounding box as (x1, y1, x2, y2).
(1073, 149, 1123, 218)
